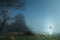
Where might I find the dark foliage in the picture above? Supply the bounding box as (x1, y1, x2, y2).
(23, 31, 34, 36)
(0, 0, 25, 32)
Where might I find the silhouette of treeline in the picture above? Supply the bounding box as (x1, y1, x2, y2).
(2, 14, 33, 35)
(0, 0, 25, 32)
(0, 0, 33, 35)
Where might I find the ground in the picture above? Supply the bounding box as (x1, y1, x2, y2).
(0, 33, 59, 40)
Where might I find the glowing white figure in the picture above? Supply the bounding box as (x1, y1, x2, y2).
(48, 25, 53, 35)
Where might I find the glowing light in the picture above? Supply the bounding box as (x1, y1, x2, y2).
(44, 18, 55, 35)
(45, 20, 54, 35)
(47, 24, 52, 34)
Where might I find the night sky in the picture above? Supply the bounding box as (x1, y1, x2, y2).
(10, 0, 60, 34)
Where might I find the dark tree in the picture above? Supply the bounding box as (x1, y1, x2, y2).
(10, 14, 30, 32)
(0, 0, 25, 32)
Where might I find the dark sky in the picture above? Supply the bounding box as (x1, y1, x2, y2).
(10, 0, 60, 34)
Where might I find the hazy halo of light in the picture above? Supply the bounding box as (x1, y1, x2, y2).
(47, 24, 53, 35)
(44, 18, 55, 35)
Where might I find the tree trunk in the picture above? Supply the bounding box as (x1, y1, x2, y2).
(0, 20, 6, 32)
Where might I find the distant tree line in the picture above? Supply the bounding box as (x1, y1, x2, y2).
(2, 14, 33, 35)
(0, 0, 33, 36)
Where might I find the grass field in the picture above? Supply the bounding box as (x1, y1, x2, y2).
(0, 33, 59, 40)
